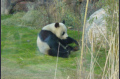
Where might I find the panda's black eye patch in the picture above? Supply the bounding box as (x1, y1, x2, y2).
(62, 32, 65, 36)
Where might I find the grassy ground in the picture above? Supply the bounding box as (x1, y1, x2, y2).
(1, 14, 106, 79)
(1, 15, 82, 79)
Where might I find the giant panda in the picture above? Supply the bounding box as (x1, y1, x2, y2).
(37, 21, 79, 58)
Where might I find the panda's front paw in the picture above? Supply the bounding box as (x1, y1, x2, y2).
(73, 46, 79, 51)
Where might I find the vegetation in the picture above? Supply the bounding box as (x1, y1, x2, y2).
(1, 0, 119, 79)
(1, 15, 82, 79)
(79, 0, 119, 79)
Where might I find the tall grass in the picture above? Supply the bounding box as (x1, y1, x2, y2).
(79, 0, 119, 79)
(102, 1, 119, 78)
(79, 0, 89, 79)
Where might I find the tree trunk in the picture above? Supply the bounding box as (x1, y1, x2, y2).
(1, 0, 11, 14)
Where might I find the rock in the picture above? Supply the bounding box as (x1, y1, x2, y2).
(68, 27, 73, 29)
(84, 8, 108, 48)
(27, 40, 30, 42)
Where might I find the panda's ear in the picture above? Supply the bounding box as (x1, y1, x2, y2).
(62, 20, 65, 24)
(55, 23, 59, 28)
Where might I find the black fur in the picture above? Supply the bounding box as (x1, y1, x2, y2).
(38, 30, 78, 58)
(55, 23, 59, 28)
(62, 20, 65, 24)
(58, 37, 79, 46)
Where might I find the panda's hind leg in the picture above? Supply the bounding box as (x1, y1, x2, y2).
(48, 48, 69, 58)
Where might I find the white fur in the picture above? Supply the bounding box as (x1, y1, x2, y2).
(37, 36, 50, 54)
(37, 22, 68, 54)
(42, 23, 68, 39)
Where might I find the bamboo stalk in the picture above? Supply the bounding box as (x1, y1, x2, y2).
(79, 0, 89, 78)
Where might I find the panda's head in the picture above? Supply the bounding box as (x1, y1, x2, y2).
(42, 22, 68, 39)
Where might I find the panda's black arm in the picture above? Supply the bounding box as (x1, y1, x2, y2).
(58, 39, 67, 46)
(59, 37, 79, 46)
(66, 37, 79, 45)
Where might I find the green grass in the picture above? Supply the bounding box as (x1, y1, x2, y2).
(1, 14, 12, 20)
(83, 49, 107, 75)
(1, 14, 106, 79)
(1, 24, 81, 64)
(1, 14, 82, 79)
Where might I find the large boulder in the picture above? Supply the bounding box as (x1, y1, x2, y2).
(84, 8, 108, 48)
